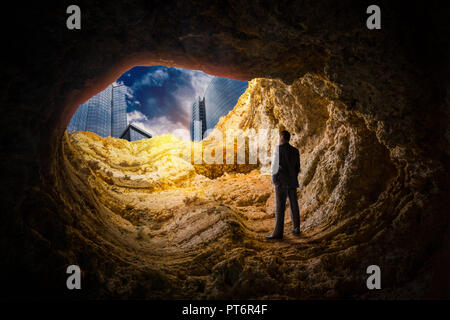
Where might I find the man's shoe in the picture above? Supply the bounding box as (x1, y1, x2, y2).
(265, 234, 283, 240)
(291, 228, 300, 235)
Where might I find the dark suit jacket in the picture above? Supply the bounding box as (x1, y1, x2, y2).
(271, 143, 300, 188)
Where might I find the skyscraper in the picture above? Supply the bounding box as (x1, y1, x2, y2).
(85, 84, 112, 137)
(67, 83, 129, 138)
(111, 84, 128, 138)
(204, 77, 248, 131)
(67, 103, 88, 133)
(190, 96, 207, 141)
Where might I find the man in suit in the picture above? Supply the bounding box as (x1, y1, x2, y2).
(266, 130, 301, 240)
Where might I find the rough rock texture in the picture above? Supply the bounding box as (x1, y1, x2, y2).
(214, 76, 398, 235)
(0, 0, 449, 299)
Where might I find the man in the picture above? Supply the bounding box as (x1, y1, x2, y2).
(266, 130, 301, 240)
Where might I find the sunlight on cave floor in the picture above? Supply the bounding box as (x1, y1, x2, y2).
(62, 130, 320, 263)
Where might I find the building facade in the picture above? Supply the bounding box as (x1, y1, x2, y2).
(67, 83, 128, 138)
(85, 84, 112, 137)
(67, 103, 88, 133)
(111, 84, 128, 138)
(120, 123, 152, 141)
(204, 77, 248, 131)
(190, 96, 207, 141)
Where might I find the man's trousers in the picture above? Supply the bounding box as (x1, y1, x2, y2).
(272, 187, 300, 236)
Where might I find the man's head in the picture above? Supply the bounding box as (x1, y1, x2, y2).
(280, 130, 291, 144)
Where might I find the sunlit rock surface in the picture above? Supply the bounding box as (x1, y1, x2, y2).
(57, 73, 446, 299)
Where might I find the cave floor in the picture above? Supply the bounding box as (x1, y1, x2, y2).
(104, 171, 318, 262)
(82, 169, 365, 299)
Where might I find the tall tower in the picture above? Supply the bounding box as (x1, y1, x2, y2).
(204, 77, 248, 132)
(67, 103, 88, 133)
(111, 83, 128, 138)
(67, 83, 128, 138)
(85, 84, 112, 138)
(190, 96, 207, 141)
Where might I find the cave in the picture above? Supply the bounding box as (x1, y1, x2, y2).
(1, 0, 449, 300)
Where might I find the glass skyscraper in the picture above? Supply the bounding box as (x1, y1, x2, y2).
(111, 84, 128, 138)
(67, 103, 88, 133)
(204, 77, 248, 131)
(190, 96, 207, 141)
(85, 84, 112, 137)
(189, 78, 248, 141)
(67, 83, 128, 138)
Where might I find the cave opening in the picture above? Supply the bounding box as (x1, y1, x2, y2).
(66, 65, 250, 141)
(61, 61, 399, 288)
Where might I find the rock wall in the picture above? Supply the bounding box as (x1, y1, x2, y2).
(214, 75, 398, 234)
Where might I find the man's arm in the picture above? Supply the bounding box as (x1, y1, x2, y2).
(295, 149, 300, 174)
(270, 146, 280, 175)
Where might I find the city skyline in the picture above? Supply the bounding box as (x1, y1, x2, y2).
(68, 66, 248, 141)
(117, 66, 213, 141)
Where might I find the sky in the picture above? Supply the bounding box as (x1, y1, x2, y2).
(116, 66, 214, 141)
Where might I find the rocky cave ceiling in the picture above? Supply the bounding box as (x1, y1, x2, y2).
(0, 0, 449, 299)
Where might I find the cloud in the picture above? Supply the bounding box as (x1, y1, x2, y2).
(127, 109, 147, 122)
(174, 67, 213, 98)
(131, 68, 169, 91)
(172, 67, 213, 116)
(125, 88, 134, 99)
(127, 110, 191, 141)
(122, 66, 214, 130)
(118, 66, 248, 140)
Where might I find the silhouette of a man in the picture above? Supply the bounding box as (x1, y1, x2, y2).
(266, 130, 300, 240)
